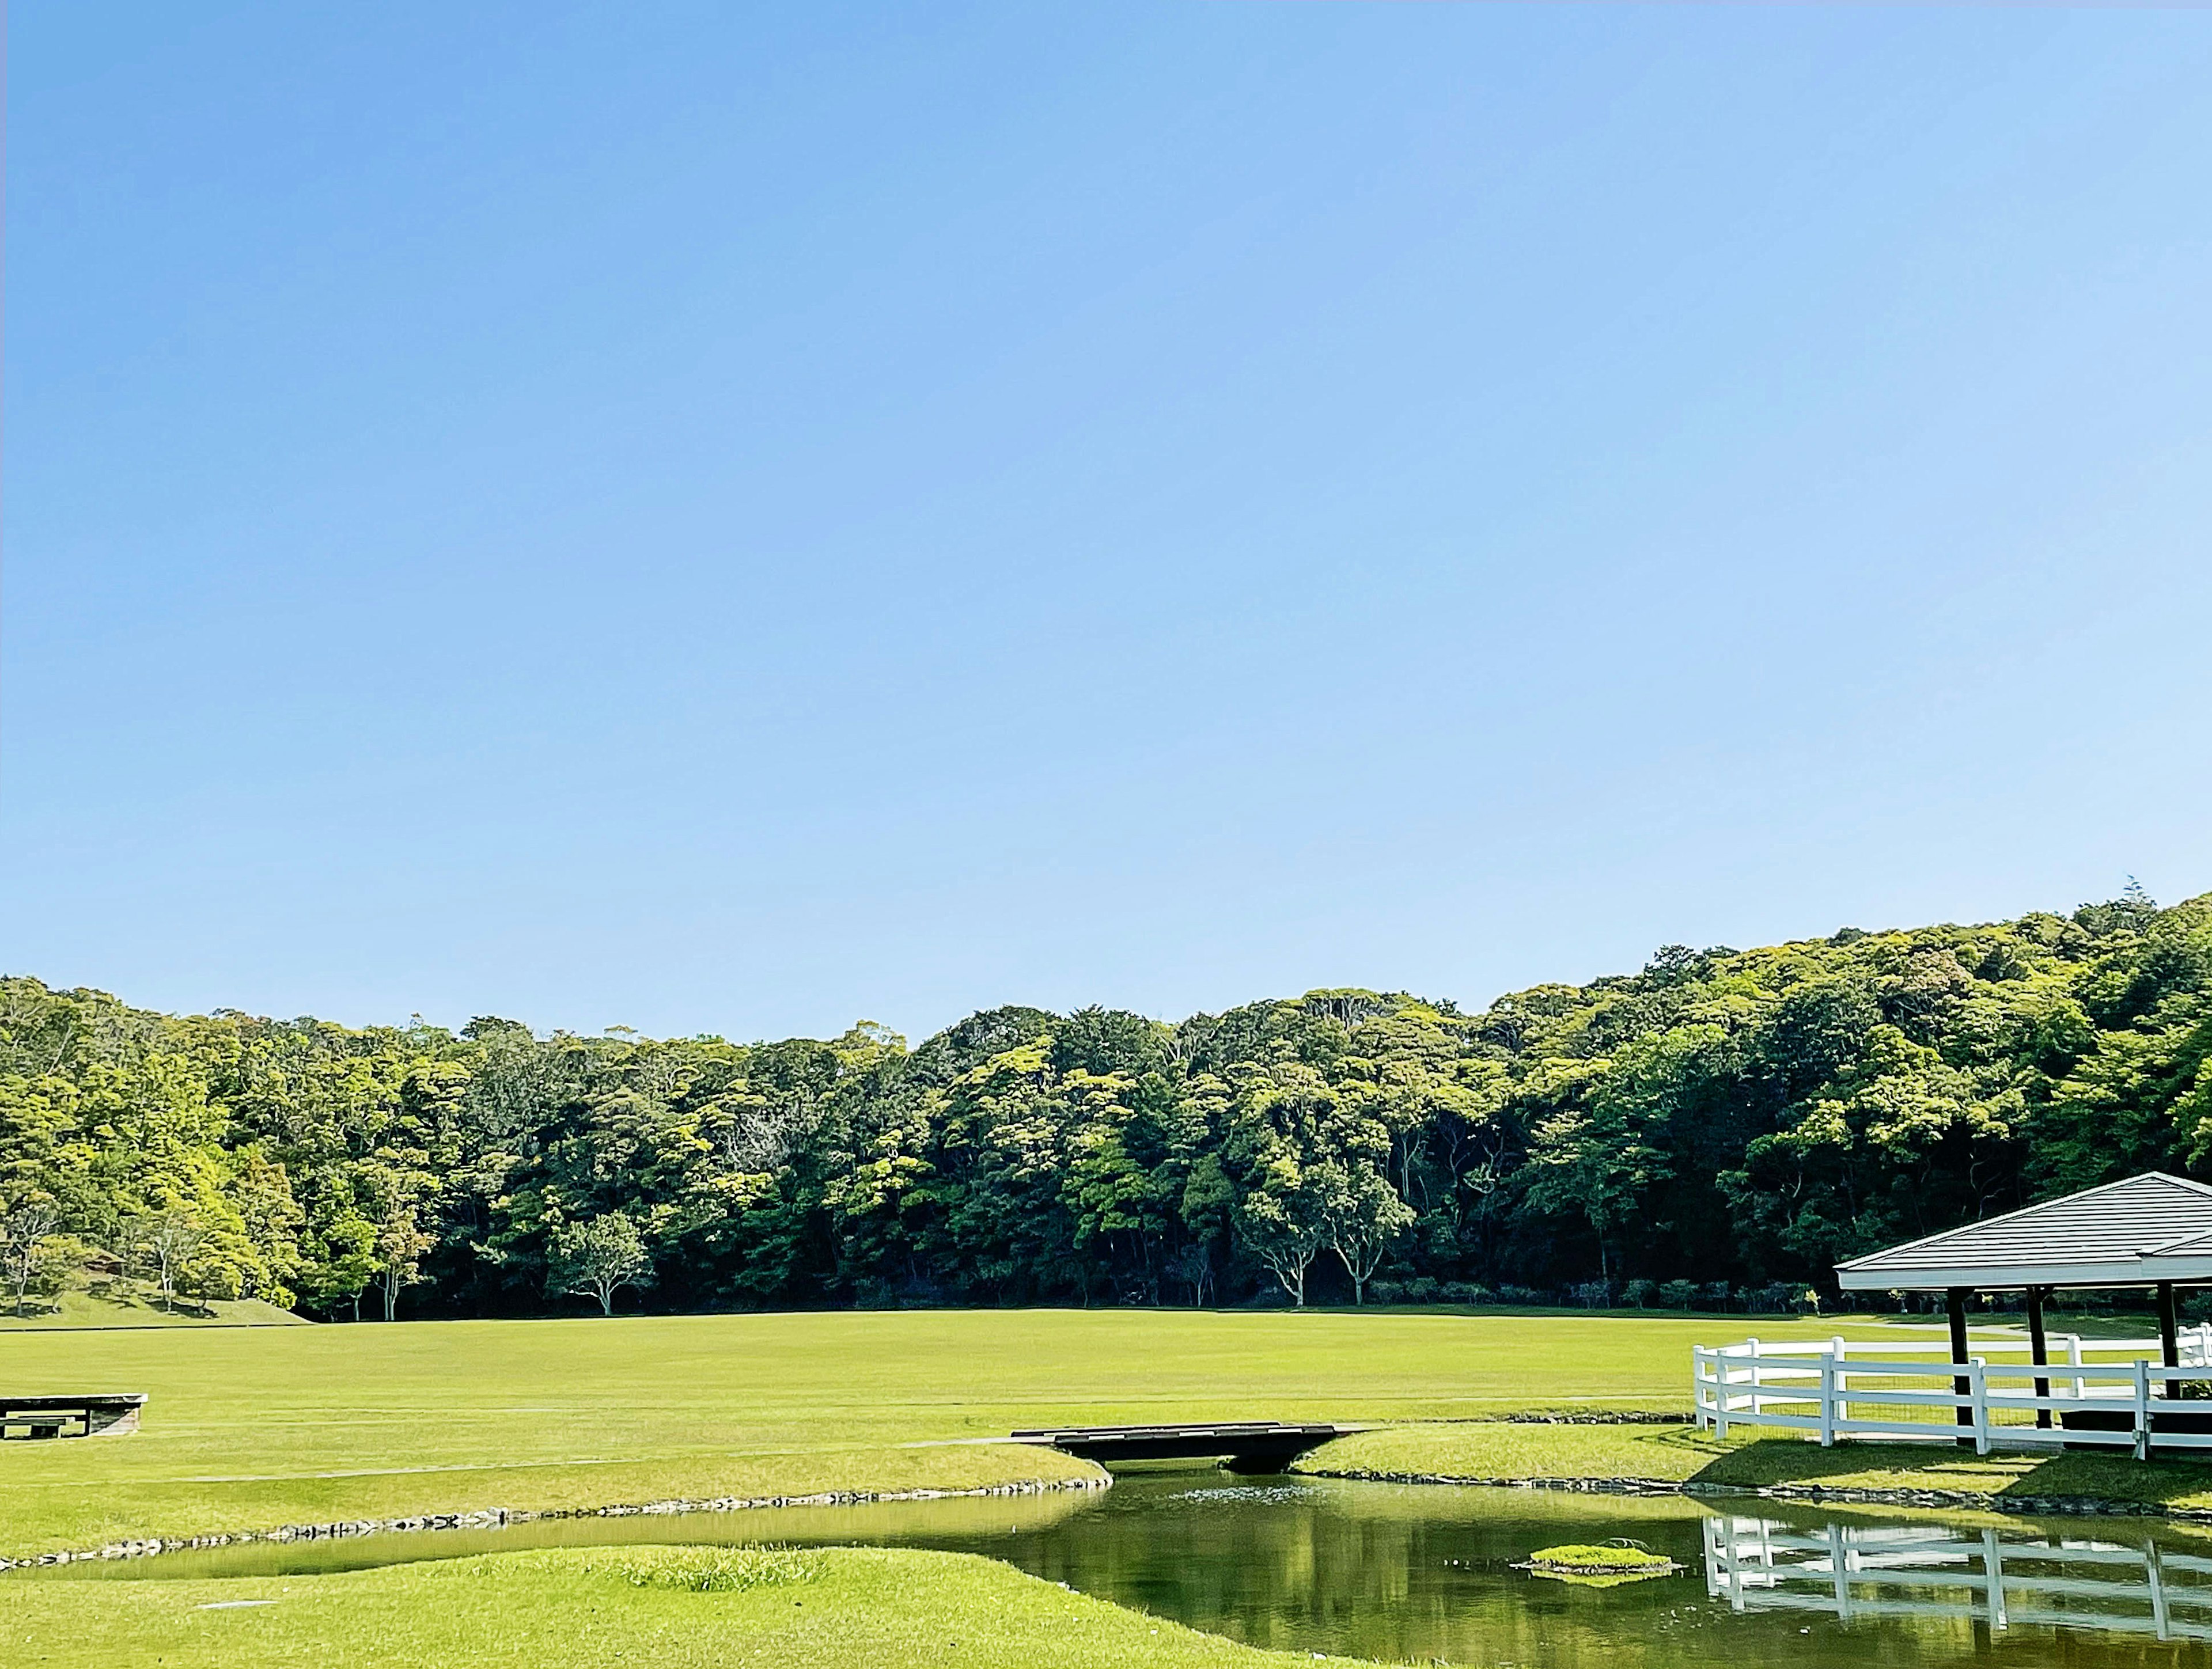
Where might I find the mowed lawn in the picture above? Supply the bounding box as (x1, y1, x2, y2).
(5, 1544, 1381, 1669)
(0, 1308, 1875, 1557)
(1296, 1418, 2212, 1513)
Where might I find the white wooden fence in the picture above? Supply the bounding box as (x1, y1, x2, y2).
(1704, 1514, 2212, 1643)
(1693, 1327, 2212, 1458)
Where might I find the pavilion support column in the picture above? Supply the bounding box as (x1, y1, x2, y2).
(2159, 1281, 2182, 1402)
(1949, 1287, 1974, 1446)
(2027, 1285, 2052, 1430)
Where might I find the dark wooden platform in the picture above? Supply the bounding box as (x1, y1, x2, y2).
(1, 1394, 147, 1440)
(1008, 1421, 1352, 1473)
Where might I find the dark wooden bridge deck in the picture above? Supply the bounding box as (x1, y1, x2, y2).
(1, 1393, 147, 1440)
(1007, 1421, 1353, 1473)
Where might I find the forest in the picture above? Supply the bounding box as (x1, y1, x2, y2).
(2, 886, 2207, 1321)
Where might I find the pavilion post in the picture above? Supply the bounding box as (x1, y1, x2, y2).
(2027, 1285, 2052, 1430)
(1948, 1287, 1973, 1444)
(2158, 1281, 2181, 1402)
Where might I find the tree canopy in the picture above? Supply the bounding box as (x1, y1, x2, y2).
(3, 886, 2206, 1317)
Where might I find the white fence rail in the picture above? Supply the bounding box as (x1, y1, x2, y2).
(1693, 1327, 2212, 1457)
(1704, 1514, 2212, 1643)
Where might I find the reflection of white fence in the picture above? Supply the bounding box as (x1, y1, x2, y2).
(1692, 1329, 2212, 1457)
(1703, 1514, 2212, 1643)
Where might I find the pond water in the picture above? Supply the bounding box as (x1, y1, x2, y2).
(29, 1467, 2212, 1667)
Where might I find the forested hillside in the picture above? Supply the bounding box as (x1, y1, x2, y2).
(3, 888, 2207, 1320)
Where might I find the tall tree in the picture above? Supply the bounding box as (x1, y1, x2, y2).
(549, 1213, 653, 1315)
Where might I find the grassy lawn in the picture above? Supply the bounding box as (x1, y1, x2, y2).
(1296, 1421, 2212, 1511)
(1294, 1419, 1738, 1485)
(6, 1543, 1378, 1669)
(16, 1308, 2212, 1668)
(0, 1307, 1878, 1559)
(6, 1306, 2194, 1562)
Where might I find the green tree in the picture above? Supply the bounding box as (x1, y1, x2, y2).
(548, 1212, 652, 1315)
(1, 1199, 65, 1317)
(1521, 1056, 1665, 1284)
(1317, 1160, 1414, 1305)
(376, 1202, 434, 1322)
(298, 1211, 380, 1320)
(124, 1207, 211, 1310)
(1225, 1067, 1339, 1305)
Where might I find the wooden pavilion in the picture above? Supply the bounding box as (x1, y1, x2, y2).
(1836, 1171, 2212, 1435)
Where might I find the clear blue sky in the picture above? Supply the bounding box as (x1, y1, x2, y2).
(7, 3, 2209, 1043)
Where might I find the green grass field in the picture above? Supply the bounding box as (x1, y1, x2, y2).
(0, 1306, 1901, 1560)
(16, 1306, 2212, 1668)
(3, 1543, 1381, 1669)
(1296, 1418, 2212, 1513)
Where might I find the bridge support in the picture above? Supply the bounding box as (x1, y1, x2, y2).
(1010, 1422, 1350, 1473)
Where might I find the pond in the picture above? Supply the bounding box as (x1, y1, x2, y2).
(29, 1467, 2212, 1666)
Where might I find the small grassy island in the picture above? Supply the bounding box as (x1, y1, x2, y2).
(1520, 1543, 1676, 1574)
(1514, 1542, 1683, 1585)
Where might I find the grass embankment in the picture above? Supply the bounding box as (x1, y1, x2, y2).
(3, 1543, 1377, 1669)
(1, 1307, 1857, 1559)
(1296, 1421, 2212, 1512)
(0, 1292, 308, 1330)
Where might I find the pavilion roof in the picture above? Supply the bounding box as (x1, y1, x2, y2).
(1834, 1172, 2212, 1291)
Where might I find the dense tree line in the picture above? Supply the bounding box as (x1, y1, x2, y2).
(2, 887, 2207, 1320)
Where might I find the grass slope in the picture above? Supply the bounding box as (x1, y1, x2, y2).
(0, 1291, 310, 1330)
(1, 1308, 1880, 1558)
(1296, 1421, 2212, 1511)
(8, 1544, 1377, 1669)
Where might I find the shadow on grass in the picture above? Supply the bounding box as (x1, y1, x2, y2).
(1690, 1437, 2212, 1508)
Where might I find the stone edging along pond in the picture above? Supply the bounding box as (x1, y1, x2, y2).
(21, 1456, 2212, 1575)
(1298, 1465, 2212, 1526)
(0, 1473, 1111, 1574)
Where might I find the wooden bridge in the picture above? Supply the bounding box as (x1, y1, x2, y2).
(1, 1393, 147, 1440)
(1008, 1421, 1352, 1473)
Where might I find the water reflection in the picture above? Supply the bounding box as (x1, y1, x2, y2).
(1706, 1513, 2212, 1645)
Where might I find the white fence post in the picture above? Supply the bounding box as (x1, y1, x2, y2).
(1831, 1333, 1848, 1429)
(2069, 1334, 2085, 1402)
(2148, 1539, 2171, 1641)
(1980, 1528, 2008, 1630)
(2135, 1359, 2153, 1462)
(1971, 1357, 1990, 1455)
(1819, 1352, 1836, 1447)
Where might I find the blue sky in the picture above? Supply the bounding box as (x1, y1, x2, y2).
(7, 3, 2210, 1042)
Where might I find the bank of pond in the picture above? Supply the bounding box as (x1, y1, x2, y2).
(26, 1467, 2212, 1666)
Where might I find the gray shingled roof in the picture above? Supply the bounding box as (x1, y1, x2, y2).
(1835, 1172, 2212, 1290)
